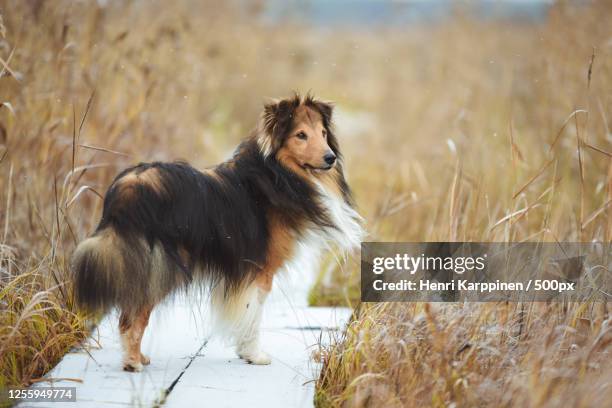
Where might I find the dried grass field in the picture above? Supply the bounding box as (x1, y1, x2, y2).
(0, 0, 611, 407)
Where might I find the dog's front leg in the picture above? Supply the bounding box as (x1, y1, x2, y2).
(235, 272, 273, 365)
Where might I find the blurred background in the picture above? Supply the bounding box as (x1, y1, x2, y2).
(0, 0, 611, 401)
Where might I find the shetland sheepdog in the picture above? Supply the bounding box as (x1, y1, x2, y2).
(72, 94, 363, 372)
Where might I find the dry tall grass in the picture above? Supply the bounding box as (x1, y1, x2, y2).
(316, 302, 610, 407)
(0, 0, 610, 406)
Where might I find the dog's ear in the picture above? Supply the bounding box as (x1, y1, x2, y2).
(258, 96, 300, 158)
(304, 94, 334, 128)
(262, 101, 279, 137)
(312, 100, 334, 128)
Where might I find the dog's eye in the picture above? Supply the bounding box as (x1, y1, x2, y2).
(297, 132, 308, 140)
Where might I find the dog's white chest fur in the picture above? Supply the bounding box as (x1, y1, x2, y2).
(314, 181, 364, 251)
(279, 181, 364, 280)
(299, 181, 363, 261)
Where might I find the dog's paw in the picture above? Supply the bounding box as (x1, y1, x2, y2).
(123, 361, 144, 372)
(244, 350, 271, 365)
(140, 353, 151, 365)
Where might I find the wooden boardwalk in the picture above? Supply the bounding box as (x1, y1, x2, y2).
(24, 277, 350, 408)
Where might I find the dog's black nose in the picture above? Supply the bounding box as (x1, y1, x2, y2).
(324, 153, 336, 165)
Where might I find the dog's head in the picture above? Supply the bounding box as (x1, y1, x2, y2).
(257, 93, 340, 175)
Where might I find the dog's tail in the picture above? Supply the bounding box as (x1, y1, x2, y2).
(72, 228, 171, 315)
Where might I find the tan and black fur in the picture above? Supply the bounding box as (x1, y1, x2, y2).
(72, 93, 363, 371)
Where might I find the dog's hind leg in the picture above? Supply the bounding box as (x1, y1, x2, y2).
(119, 305, 154, 372)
